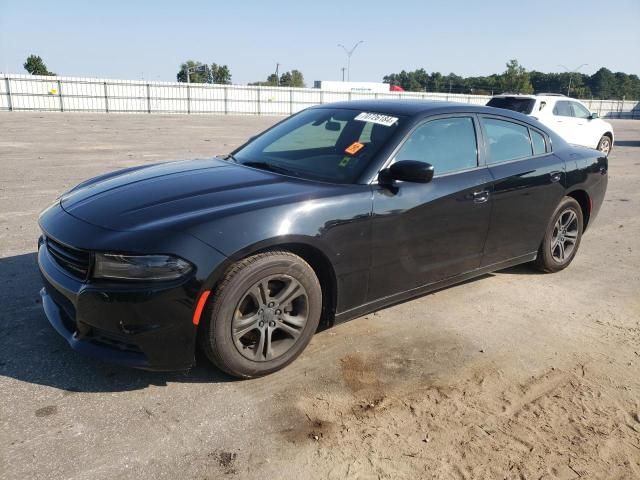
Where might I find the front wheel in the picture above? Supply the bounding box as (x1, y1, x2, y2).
(596, 135, 612, 156)
(533, 197, 584, 273)
(199, 250, 322, 378)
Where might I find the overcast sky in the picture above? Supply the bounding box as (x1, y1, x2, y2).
(1, 0, 639, 84)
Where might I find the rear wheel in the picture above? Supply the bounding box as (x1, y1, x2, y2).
(200, 250, 322, 378)
(596, 135, 612, 156)
(533, 197, 583, 273)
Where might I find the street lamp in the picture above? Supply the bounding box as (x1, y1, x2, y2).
(558, 64, 588, 97)
(185, 64, 208, 84)
(337, 41, 364, 82)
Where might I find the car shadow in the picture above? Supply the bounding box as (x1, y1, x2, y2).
(0, 252, 235, 393)
(0, 252, 541, 393)
(614, 140, 640, 147)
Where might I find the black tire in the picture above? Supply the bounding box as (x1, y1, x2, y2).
(533, 196, 583, 273)
(199, 250, 322, 378)
(596, 134, 612, 156)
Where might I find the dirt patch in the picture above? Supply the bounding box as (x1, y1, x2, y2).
(275, 365, 640, 478)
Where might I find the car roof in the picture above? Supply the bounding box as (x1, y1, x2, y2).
(314, 99, 531, 118)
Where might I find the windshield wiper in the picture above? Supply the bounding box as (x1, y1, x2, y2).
(241, 161, 298, 177)
(222, 153, 239, 163)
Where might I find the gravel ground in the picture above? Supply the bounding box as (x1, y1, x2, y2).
(1, 113, 639, 479)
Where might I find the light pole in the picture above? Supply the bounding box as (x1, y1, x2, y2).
(341, 67, 346, 81)
(558, 64, 588, 97)
(337, 41, 364, 82)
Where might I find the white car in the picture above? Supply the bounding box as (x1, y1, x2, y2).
(487, 94, 614, 156)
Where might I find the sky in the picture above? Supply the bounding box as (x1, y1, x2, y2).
(1, 0, 639, 84)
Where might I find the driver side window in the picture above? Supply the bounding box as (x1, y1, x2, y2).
(571, 102, 591, 119)
(395, 117, 478, 176)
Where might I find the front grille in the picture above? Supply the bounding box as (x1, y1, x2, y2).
(46, 236, 92, 279)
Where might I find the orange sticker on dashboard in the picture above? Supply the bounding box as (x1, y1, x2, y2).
(345, 142, 365, 155)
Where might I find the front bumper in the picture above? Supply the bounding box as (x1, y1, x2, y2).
(37, 202, 228, 371)
(39, 243, 198, 370)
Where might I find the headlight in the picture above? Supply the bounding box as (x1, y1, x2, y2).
(93, 254, 193, 281)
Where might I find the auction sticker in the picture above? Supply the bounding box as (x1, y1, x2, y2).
(344, 141, 365, 155)
(354, 112, 398, 127)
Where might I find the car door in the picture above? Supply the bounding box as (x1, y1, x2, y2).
(368, 115, 493, 301)
(479, 116, 566, 266)
(549, 100, 579, 144)
(569, 101, 597, 148)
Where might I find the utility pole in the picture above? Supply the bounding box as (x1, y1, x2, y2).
(558, 63, 588, 96)
(275, 62, 280, 86)
(337, 41, 364, 82)
(341, 67, 346, 82)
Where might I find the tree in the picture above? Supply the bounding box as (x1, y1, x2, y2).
(499, 59, 533, 94)
(279, 70, 305, 87)
(589, 68, 615, 99)
(381, 62, 640, 99)
(23, 54, 55, 76)
(210, 63, 232, 84)
(177, 60, 208, 83)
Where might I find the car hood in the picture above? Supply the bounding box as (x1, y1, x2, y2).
(60, 158, 338, 232)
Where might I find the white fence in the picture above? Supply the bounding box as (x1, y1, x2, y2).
(1, 73, 639, 119)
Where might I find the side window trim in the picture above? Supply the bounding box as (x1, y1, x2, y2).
(479, 114, 555, 166)
(383, 114, 481, 179)
(528, 126, 551, 155)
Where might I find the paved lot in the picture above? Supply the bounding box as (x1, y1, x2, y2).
(1, 113, 639, 479)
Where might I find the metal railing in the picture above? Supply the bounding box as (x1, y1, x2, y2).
(2, 73, 639, 119)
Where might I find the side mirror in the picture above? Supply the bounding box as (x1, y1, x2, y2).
(589, 112, 599, 120)
(380, 160, 434, 184)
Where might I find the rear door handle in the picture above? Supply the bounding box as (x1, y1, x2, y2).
(471, 190, 490, 203)
(550, 171, 562, 183)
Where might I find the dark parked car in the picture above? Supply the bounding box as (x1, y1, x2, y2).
(38, 100, 608, 378)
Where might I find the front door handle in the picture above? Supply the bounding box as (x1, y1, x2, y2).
(550, 171, 562, 183)
(471, 190, 490, 203)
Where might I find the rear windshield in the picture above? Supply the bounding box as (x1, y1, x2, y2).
(232, 108, 404, 184)
(487, 97, 535, 115)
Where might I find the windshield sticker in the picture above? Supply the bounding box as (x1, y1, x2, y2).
(339, 156, 351, 167)
(344, 141, 365, 155)
(354, 112, 398, 127)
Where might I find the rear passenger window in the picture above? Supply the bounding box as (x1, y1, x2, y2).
(531, 130, 547, 155)
(482, 118, 533, 164)
(395, 117, 478, 175)
(553, 101, 573, 117)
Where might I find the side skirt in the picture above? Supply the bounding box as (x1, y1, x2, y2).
(333, 252, 537, 324)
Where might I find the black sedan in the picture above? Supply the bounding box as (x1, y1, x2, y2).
(38, 100, 608, 378)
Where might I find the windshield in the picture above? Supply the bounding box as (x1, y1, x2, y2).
(232, 108, 404, 184)
(487, 97, 535, 114)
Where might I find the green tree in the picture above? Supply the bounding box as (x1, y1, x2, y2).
(589, 68, 616, 98)
(499, 59, 533, 94)
(279, 70, 305, 87)
(177, 60, 208, 83)
(381, 63, 640, 99)
(23, 54, 55, 76)
(210, 63, 232, 84)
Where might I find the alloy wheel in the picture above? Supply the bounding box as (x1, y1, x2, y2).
(598, 137, 611, 155)
(551, 208, 579, 262)
(231, 275, 309, 361)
